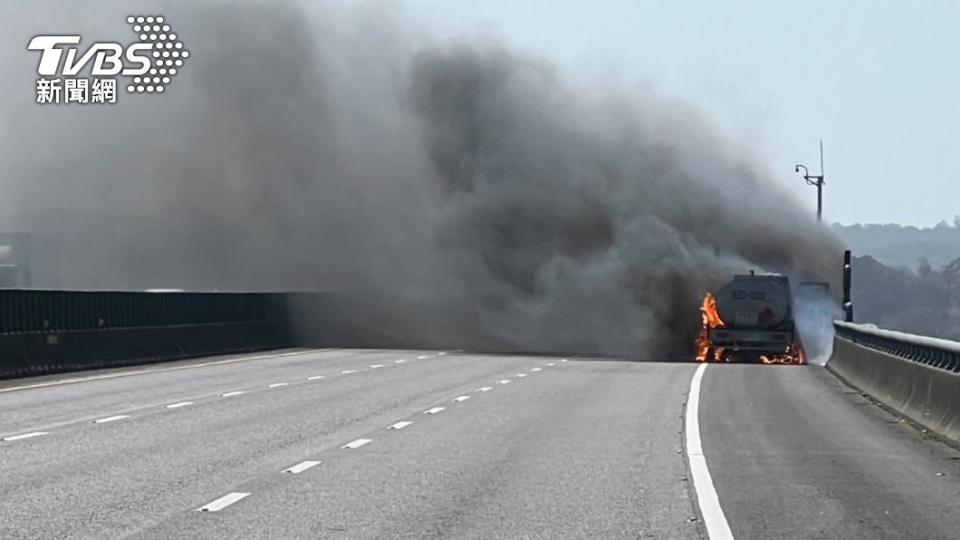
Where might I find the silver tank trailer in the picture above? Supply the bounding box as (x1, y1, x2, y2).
(708, 274, 795, 356)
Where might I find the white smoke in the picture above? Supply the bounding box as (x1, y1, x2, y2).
(794, 285, 843, 365)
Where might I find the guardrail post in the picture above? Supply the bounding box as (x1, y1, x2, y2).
(842, 250, 853, 322)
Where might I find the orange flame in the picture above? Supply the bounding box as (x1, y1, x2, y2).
(760, 342, 806, 365)
(694, 291, 805, 364)
(695, 292, 725, 362)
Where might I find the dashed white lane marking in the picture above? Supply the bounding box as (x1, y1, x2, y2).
(165, 401, 194, 409)
(342, 438, 372, 449)
(93, 415, 130, 424)
(561, 359, 568, 362)
(221, 391, 245, 397)
(340, 369, 357, 375)
(498, 379, 511, 385)
(452, 395, 470, 402)
(477, 386, 493, 392)
(547, 363, 556, 367)
(394, 359, 407, 364)
(370, 364, 384, 369)
(197, 492, 250, 512)
(417, 355, 429, 360)
(283, 460, 321, 474)
(437, 352, 447, 356)
(686, 363, 734, 540)
(388, 421, 413, 430)
(267, 382, 289, 388)
(530, 367, 542, 372)
(307, 375, 325, 381)
(423, 406, 446, 415)
(0, 350, 318, 396)
(2, 431, 48, 442)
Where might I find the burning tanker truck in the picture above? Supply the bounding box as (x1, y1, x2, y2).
(695, 273, 815, 364)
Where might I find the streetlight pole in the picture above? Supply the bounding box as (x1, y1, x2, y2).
(795, 140, 825, 221)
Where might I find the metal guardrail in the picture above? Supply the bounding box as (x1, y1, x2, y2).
(0, 290, 299, 379)
(834, 321, 960, 373)
(0, 290, 289, 334)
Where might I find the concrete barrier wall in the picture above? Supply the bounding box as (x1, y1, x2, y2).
(828, 332, 960, 443)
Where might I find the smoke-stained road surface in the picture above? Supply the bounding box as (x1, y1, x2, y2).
(1, 350, 958, 539)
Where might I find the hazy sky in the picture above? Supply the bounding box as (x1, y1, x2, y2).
(407, 0, 959, 227)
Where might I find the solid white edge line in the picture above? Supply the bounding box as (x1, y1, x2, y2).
(423, 406, 445, 414)
(197, 492, 250, 512)
(342, 438, 372, 449)
(93, 415, 130, 424)
(2, 431, 49, 441)
(165, 401, 194, 409)
(283, 460, 321, 474)
(388, 421, 413, 430)
(686, 363, 734, 540)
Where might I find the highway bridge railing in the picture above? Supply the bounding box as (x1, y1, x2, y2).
(833, 321, 960, 372)
(0, 290, 295, 379)
(829, 321, 960, 443)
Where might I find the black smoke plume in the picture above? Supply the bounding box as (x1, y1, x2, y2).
(0, 1, 842, 357)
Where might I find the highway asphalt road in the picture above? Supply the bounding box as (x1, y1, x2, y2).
(1, 348, 959, 539)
